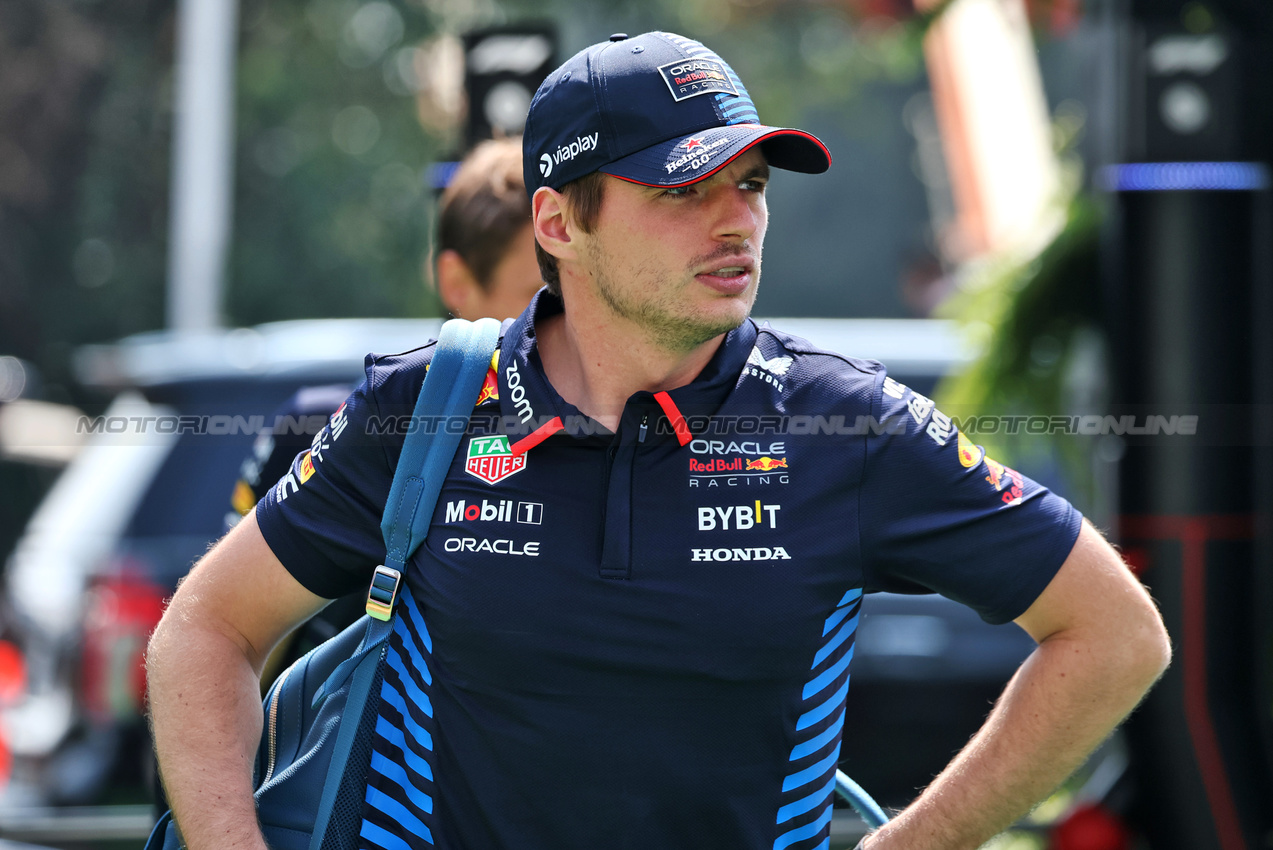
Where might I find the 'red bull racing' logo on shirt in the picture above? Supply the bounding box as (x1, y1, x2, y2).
(745, 456, 787, 472)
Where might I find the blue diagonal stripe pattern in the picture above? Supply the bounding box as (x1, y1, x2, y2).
(774, 804, 835, 850)
(772, 588, 862, 850)
(663, 32, 759, 126)
(360, 587, 438, 849)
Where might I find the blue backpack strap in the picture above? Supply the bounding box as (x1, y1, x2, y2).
(380, 316, 502, 573)
(311, 318, 500, 708)
(306, 319, 500, 850)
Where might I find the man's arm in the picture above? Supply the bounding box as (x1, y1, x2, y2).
(146, 511, 329, 849)
(863, 520, 1171, 850)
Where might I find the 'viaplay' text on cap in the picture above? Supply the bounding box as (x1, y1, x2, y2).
(522, 31, 831, 195)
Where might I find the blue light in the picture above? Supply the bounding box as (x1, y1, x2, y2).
(426, 161, 460, 190)
(1100, 162, 1271, 192)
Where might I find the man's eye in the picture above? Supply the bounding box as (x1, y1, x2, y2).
(741, 179, 767, 192)
(663, 186, 692, 197)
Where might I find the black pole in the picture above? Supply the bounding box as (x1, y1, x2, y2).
(1099, 1, 1273, 847)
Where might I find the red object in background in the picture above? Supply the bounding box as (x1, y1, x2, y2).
(1023, 0, 1084, 35)
(0, 731, 9, 788)
(840, 0, 916, 21)
(839, 0, 1083, 34)
(0, 640, 26, 705)
(80, 570, 168, 724)
(1120, 545, 1149, 578)
(1051, 803, 1133, 850)
(0, 639, 21, 788)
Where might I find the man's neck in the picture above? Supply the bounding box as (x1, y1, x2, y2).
(534, 295, 726, 432)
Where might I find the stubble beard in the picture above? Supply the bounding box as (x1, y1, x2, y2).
(585, 241, 761, 355)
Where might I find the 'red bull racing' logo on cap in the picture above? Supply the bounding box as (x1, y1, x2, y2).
(658, 58, 738, 101)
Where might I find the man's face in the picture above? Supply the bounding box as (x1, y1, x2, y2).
(575, 147, 769, 353)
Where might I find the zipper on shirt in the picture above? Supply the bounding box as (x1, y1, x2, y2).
(599, 405, 649, 580)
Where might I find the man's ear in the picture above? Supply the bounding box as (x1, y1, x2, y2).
(532, 187, 578, 264)
(435, 249, 479, 318)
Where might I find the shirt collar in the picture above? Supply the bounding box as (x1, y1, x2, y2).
(497, 290, 758, 447)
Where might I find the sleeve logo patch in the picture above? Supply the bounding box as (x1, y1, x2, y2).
(984, 457, 1024, 506)
(957, 431, 984, 468)
(298, 451, 316, 483)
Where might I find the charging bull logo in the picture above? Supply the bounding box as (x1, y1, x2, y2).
(746, 457, 787, 472)
(474, 351, 500, 406)
(984, 457, 1024, 506)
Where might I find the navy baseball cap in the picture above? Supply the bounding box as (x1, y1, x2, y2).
(523, 31, 831, 195)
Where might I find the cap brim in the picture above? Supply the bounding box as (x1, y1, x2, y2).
(599, 124, 831, 188)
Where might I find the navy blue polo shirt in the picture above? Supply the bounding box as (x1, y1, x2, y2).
(257, 291, 1081, 850)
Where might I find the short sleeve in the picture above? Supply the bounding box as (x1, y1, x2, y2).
(255, 358, 407, 599)
(229, 384, 354, 522)
(858, 371, 1082, 624)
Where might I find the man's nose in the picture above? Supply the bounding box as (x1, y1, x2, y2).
(709, 185, 763, 242)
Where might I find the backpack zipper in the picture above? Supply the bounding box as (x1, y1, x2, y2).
(262, 664, 293, 784)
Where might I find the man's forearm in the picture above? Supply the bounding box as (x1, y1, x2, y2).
(864, 628, 1166, 849)
(147, 614, 270, 849)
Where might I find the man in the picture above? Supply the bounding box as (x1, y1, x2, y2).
(147, 31, 1170, 850)
(432, 137, 542, 322)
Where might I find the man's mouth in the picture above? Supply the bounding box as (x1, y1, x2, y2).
(695, 261, 754, 295)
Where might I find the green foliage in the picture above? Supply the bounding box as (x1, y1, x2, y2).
(497, 0, 943, 135)
(0, 0, 173, 401)
(933, 193, 1102, 492)
(228, 0, 443, 323)
(2, 0, 953, 401)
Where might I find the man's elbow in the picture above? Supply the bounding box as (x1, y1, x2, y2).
(1119, 603, 1173, 698)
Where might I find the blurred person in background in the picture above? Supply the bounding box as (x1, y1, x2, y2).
(433, 137, 542, 322)
(226, 137, 538, 680)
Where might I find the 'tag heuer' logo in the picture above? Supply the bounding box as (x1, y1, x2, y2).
(465, 435, 526, 485)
